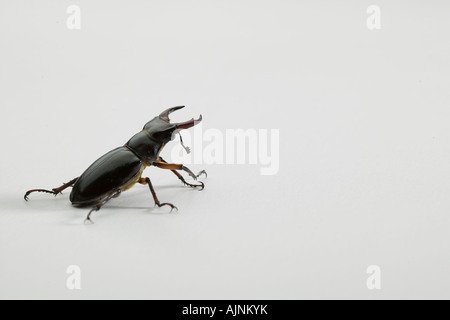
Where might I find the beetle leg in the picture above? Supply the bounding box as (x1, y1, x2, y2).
(157, 157, 205, 190)
(196, 170, 208, 179)
(24, 177, 78, 201)
(139, 177, 178, 212)
(84, 189, 121, 224)
(154, 159, 206, 180)
(167, 168, 204, 191)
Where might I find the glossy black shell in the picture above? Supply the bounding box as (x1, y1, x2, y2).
(70, 147, 143, 206)
(69, 116, 177, 206)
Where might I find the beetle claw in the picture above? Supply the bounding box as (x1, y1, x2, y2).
(155, 202, 178, 212)
(84, 218, 94, 225)
(181, 180, 204, 190)
(196, 170, 207, 179)
(182, 166, 197, 180)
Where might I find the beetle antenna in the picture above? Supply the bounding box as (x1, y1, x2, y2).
(179, 133, 191, 154)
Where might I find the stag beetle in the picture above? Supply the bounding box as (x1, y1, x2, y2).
(24, 106, 206, 224)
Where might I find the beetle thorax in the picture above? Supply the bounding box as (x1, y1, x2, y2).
(124, 117, 177, 164)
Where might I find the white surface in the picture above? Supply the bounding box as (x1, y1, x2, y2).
(1, 0, 450, 299)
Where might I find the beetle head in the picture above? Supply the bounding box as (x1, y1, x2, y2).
(143, 106, 202, 144)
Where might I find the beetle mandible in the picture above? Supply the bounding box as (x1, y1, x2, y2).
(24, 106, 206, 224)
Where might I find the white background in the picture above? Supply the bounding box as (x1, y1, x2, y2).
(1, 0, 450, 299)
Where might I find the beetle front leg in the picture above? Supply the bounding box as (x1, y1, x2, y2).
(24, 177, 78, 201)
(157, 157, 206, 190)
(139, 177, 178, 212)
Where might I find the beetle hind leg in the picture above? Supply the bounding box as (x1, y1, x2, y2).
(24, 178, 78, 201)
(84, 189, 121, 224)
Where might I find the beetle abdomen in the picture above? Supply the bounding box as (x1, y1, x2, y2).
(70, 147, 144, 205)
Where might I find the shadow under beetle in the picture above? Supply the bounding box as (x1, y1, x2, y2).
(24, 106, 206, 224)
